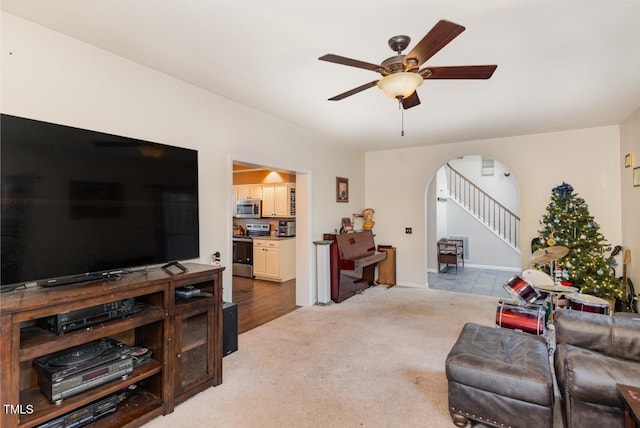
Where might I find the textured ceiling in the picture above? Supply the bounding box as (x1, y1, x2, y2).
(3, 0, 640, 151)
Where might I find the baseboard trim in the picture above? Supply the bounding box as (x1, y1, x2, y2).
(427, 264, 520, 273)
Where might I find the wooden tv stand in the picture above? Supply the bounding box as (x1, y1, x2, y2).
(0, 263, 223, 428)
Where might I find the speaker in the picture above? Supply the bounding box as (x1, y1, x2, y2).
(222, 302, 238, 356)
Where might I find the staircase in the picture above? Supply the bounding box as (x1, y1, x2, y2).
(445, 163, 520, 251)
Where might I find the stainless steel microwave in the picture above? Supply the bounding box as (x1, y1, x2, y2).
(236, 199, 261, 218)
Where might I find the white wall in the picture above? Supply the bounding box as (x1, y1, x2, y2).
(365, 126, 622, 287)
(620, 108, 640, 293)
(447, 155, 520, 215)
(444, 201, 520, 269)
(1, 12, 366, 305)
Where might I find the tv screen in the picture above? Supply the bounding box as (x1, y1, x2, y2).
(1, 114, 199, 288)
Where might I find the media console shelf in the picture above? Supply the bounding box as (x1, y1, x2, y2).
(0, 263, 224, 428)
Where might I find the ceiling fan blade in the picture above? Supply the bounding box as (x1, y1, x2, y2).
(403, 20, 465, 68)
(319, 54, 382, 72)
(328, 80, 379, 101)
(421, 65, 497, 79)
(401, 91, 421, 109)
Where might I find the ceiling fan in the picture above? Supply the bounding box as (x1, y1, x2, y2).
(319, 20, 497, 110)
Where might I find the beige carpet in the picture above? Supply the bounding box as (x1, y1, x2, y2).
(143, 286, 504, 428)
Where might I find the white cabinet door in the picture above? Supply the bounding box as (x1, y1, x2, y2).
(273, 184, 289, 216)
(261, 183, 294, 217)
(249, 185, 262, 199)
(253, 242, 267, 277)
(265, 247, 280, 278)
(236, 185, 250, 201)
(236, 184, 262, 201)
(261, 185, 276, 217)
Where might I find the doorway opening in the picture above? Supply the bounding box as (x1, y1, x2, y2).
(425, 155, 521, 297)
(229, 160, 310, 332)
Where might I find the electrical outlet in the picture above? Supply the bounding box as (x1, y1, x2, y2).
(405, 227, 412, 234)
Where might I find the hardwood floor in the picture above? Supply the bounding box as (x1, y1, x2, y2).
(232, 276, 298, 334)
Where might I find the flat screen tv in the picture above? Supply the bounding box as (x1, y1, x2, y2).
(1, 114, 199, 289)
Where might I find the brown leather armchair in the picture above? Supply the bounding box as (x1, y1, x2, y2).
(554, 310, 640, 428)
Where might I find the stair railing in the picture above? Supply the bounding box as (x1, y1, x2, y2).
(446, 163, 520, 249)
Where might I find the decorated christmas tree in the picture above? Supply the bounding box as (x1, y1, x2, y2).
(533, 182, 623, 300)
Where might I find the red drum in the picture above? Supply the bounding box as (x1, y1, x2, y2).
(503, 275, 541, 306)
(567, 294, 610, 315)
(496, 301, 546, 336)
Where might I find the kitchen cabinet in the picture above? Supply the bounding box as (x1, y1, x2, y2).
(261, 183, 295, 217)
(253, 241, 280, 278)
(253, 238, 296, 282)
(235, 184, 262, 201)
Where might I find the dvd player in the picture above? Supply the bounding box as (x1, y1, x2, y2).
(41, 298, 135, 334)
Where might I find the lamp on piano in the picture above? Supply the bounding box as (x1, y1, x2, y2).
(352, 212, 363, 230)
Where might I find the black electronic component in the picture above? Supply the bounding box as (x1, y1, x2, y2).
(41, 298, 135, 334)
(33, 338, 133, 403)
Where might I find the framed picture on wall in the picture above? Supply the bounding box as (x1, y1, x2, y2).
(625, 153, 634, 168)
(336, 177, 349, 202)
(634, 167, 640, 187)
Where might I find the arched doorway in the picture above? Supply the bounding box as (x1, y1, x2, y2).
(425, 155, 521, 292)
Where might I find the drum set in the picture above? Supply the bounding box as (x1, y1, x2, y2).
(496, 245, 611, 336)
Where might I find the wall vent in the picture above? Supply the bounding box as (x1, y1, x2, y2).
(448, 235, 470, 261)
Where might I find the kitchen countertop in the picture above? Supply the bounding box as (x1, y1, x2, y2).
(254, 236, 296, 241)
(232, 235, 295, 241)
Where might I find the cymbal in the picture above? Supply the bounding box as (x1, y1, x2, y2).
(531, 246, 569, 264)
(521, 269, 554, 287)
(535, 283, 578, 294)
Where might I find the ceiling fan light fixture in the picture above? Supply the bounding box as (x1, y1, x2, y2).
(376, 72, 423, 99)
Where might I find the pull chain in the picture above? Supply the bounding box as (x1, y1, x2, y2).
(398, 98, 405, 137)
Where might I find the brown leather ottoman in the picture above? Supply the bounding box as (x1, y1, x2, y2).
(445, 323, 554, 428)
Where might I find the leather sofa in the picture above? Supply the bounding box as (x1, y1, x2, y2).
(554, 310, 640, 428)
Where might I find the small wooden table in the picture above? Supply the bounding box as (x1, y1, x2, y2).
(618, 383, 640, 428)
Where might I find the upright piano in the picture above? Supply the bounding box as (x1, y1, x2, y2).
(323, 231, 387, 303)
